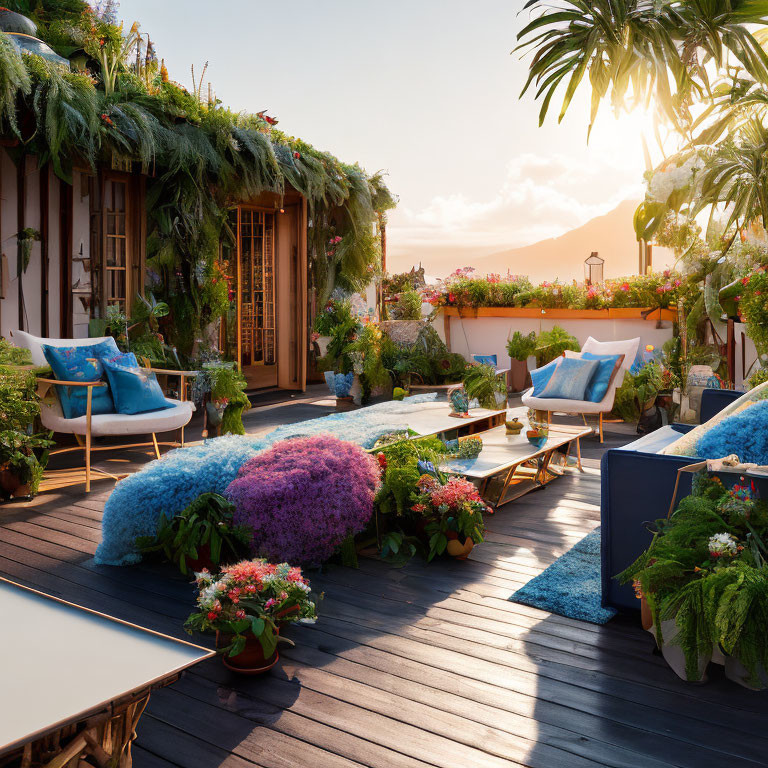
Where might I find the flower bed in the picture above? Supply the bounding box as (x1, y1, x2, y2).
(423, 268, 692, 312)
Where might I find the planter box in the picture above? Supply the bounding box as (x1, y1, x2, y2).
(442, 306, 676, 321)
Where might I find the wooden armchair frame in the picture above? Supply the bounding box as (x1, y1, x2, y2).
(37, 368, 198, 493)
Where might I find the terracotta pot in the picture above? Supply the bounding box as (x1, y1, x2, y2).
(0, 468, 20, 496)
(445, 532, 474, 560)
(216, 630, 279, 675)
(507, 359, 530, 393)
(13, 483, 31, 499)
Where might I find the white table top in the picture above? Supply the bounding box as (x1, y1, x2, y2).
(439, 410, 591, 479)
(400, 401, 503, 439)
(0, 579, 213, 755)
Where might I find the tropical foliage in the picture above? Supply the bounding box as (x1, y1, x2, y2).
(0, 1, 395, 357)
(619, 474, 768, 686)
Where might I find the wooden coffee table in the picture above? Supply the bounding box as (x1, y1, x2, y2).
(439, 410, 592, 508)
(0, 578, 214, 768)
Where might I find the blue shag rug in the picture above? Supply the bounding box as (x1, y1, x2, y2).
(509, 527, 616, 625)
(95, 394, 438, 566)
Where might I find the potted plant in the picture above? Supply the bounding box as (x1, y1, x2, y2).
(184, 559, 318, 674)
(412, 475, 488, 561)
(463, 363, 507, 410)
(534, 325, 580, 367)
(633, 361, 664, 434)
(506, 331, 536, 392)
(0, 430, 53, 499)
(619, 475, 768, 688)
(0, 358, 53, 500)
(136, 492, 252, 574)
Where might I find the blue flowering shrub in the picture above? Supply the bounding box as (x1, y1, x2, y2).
(696, 400, 768, 465)
(95, 435, 267, 565)
(96, 394, 439, 565)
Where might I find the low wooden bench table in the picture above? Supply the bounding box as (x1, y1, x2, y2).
(439, 408, 592, 508)
(0, 578, 214, 768)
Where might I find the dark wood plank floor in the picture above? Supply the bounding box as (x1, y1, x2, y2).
(2, 446, 768, 767)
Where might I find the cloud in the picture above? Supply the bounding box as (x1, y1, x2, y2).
(386, 151, 645, 258)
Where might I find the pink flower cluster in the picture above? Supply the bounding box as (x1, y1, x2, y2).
(428, 477, 484, 511)
(226, 435, 380, 564)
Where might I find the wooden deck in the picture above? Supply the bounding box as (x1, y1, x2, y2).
(2, 447, 768, 767)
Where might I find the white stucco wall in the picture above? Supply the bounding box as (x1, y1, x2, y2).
(434, 312, 675, 368)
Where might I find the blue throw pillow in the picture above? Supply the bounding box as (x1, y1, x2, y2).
(89, 337, 121, 362)
(42, 345, 115, 419)
(472, 354, 498, 368)
(580, 352, 623, 403)
(540, 357, 599, 401)
(103, 358, 173, 415)
(695, 400, 768, 464)
(530, 358, 561, 396)
(102, 351, 138, 367)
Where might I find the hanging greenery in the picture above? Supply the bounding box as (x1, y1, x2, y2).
(0, 0, 396, 359)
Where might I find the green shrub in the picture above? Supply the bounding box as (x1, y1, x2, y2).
(463, 364, 506, 410)
(534, 326, 580, 366)
(394, 290, 423, 320)
(506, 331, 537, 362)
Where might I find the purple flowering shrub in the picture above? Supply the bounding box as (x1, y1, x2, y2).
(225, 435, 380, 564)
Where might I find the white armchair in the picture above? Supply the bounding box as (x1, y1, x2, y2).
(11, 330, 196, 492)
(521, 336, 640, 442)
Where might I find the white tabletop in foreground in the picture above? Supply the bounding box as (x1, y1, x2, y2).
(0, 578, 213, 755)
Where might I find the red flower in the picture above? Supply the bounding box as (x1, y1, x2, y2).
(294, 151, 301, 159)
(448, 292, 456, 303)
(742, 276, 751, 285)
(377, 452, 387, 470)
(207, 611, 218, 621)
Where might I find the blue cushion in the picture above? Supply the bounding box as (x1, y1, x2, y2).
(102, 358, 173, 415)
(472, 354, 497, 367)
(581, 352, 623, 403)
(540, 357, 599, 401)
(103, 351, 138, 367)
(695, 400, 768, 464)
(42, 345, 115, 419)
(530, 358, 561, 396)
(89, 337, 120, 362)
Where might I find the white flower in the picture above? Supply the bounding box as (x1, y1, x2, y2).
(647, 155, 705, 204)
(708, 532, 738, 557)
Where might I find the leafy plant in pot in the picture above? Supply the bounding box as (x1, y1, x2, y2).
(506, 331, 536, 392)
(0, 358, 53, 499)
(633, 361, 664, 435)
(412, 475, 488, 561)
(463, 362, 507, 410)
(136, 493, 252, 574)
(185, 559, 318, 674)
(534, 325, 580, 367)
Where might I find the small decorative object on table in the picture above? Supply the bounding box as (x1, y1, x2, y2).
(185, 559, 318, 675)
(505, 417, 523, 435)
(526, 419, 549, 449)
(444, 436, 483, 459)
(448, 385, 470, 418)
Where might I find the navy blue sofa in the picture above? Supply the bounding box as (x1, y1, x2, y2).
(600, 388, 743, 612)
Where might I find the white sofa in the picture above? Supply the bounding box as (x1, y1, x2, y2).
(12, 330, 196, 491)
(521, 336, 640, 442)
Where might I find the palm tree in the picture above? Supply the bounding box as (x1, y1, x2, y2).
(516, 0, 768, 135)
(695, 120, 768, 231)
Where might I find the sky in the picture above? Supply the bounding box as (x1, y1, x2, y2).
(119, 0, 661, 276)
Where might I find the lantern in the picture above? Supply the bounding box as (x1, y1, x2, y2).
(584, 252, 604, 286)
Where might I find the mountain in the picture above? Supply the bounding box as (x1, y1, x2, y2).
(386, 199, 674, 282)
(468, 200, 673, 282)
